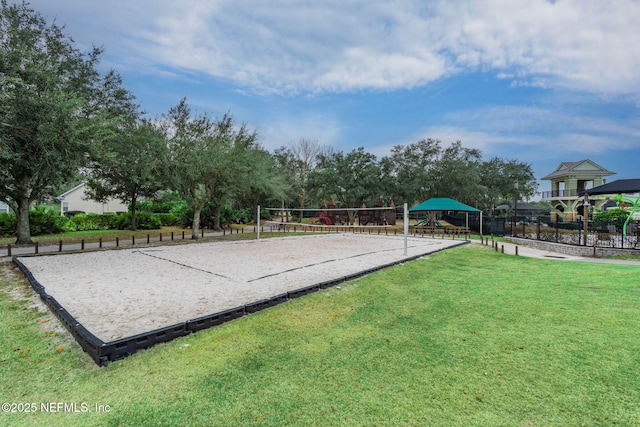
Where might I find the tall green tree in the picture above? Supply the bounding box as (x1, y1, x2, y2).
(233, 145, 290, 215)
(380, 138, 442, 206)
(85, 119, 168, 230)
(208, 138, 290, 230)
(429, 141, 483, 205)
(477, 157, 537, 217)
(308, 147, 381, 225)
(161, 99, 258, 238)
(0, 1, 125, 243)
(273, 138, 327, 209)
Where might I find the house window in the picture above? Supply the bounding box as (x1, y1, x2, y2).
(62, 201, 69, 214)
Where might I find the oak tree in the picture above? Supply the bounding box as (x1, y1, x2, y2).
(161, 99, 258, 238)
(0, 1, 127, 243)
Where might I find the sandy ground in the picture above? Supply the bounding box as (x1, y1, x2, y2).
(17, 234, 464, 342)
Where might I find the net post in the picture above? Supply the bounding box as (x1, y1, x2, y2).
(404, 203, 408, 256)
(257, 205, 260, 240)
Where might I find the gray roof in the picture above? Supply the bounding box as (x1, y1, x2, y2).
(495, 203, 550, 212)
(578, 179, 640, 196)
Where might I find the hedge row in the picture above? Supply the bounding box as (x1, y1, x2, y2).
(0, 203, 256, 237)
(135, 201, 256, 229)
(0, 208, 173, 237)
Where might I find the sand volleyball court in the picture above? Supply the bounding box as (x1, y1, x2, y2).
(16, 234, 466, 363)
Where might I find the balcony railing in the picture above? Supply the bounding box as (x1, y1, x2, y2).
(540, 189, 580, 199)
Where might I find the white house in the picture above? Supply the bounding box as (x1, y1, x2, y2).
(58, 182, 128, 216)
(0, 201, 9, 214)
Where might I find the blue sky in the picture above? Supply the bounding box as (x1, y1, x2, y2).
(26, 0, 640, 198)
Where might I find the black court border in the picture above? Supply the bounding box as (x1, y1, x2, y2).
(13, 240, 468, 366)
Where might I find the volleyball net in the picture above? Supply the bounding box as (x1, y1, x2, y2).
(256, 204, 411, 256)
(260, 205, 400, 228)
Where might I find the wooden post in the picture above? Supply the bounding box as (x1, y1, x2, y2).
(257, 205, 261, 240)
(59, 240, 63, 252)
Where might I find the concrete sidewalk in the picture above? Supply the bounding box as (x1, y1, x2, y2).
(473, 239, 640, 266)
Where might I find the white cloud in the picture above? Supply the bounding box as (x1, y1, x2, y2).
(415, 103, 640, 162)
(26, 0, 640, 96)
(440, 0, 640, 95)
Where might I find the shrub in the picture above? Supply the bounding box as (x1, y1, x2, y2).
(29, 205, 68, 236)
(0, 212, 16, 236)
(135, 200, 189, 214)
(594, 209, 630, 232)
(175, 205, 211, 229)
(174, 204, 194, 229)
(155, 213, 178, 226)
(220, 205, 253, 225)
(176, 204, 254, 229)
(68, 213, 117, 231)
(115, 211, 162, 230)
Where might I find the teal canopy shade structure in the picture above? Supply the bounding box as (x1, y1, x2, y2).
(410, 198, 480, 213)
(409, 197, 482, 235)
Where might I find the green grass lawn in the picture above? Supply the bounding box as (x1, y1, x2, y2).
(1, 244, 639, 426)
(0, 227, 195, 246)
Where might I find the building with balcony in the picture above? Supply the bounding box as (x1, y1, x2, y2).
(541, 160, 615, 221)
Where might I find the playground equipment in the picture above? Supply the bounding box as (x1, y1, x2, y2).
(616, 194, 640, 240)
(309, 200, 396, 226)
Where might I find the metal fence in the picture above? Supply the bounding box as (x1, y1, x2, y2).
(507, 215, 640, 250)
(467, 216, 507, 236)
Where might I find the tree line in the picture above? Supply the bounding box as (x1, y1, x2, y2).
(0, 1, 536, 244)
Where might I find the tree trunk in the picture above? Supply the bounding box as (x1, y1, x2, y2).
(213, 204, 221, 231)
(192, 207, 201, 239)
(15, 196, 32, 244)
(347, 209, 357, 226)
(130, 197, 137, 231)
